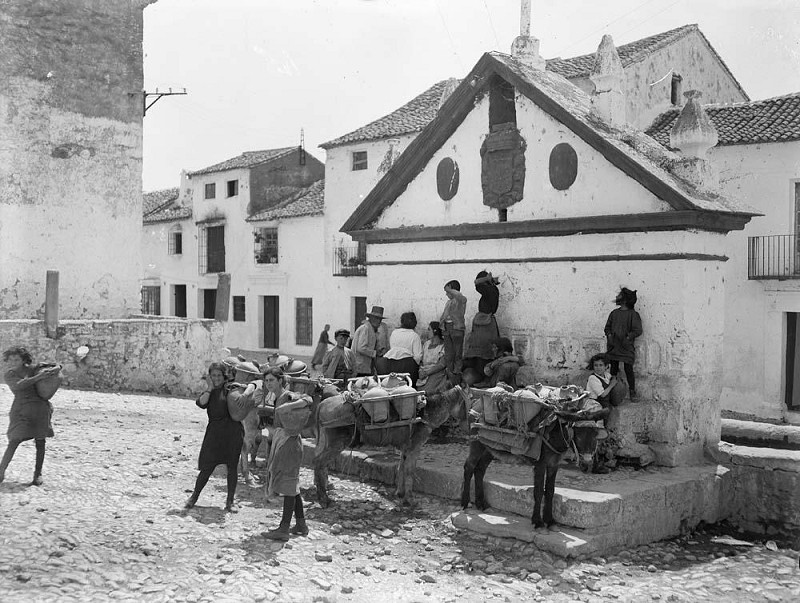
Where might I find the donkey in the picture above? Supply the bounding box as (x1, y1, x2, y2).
(313, 385, 470, 507)
(461, 405, 609, 528)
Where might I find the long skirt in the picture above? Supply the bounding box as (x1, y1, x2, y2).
(384, 356, 419, 388)
(266, 428, 302, 497)
(311, 342, 329, 365)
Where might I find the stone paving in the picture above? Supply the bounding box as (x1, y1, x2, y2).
(0, 387, 798, 602)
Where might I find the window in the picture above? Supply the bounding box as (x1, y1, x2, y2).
(204, 183, 216, 199)
(670, 74, 683, 106)
(168, 225, 183, 255)
(141, 286, 161, 315)
(227, 179, 239, 197)
(254, 227, 279, 264)
(295, 298, 313, 345)
(199, 224, 225, 274)
(786, 313, 800, 410)
(233, 296, 246, 322)
(352, 151, 368, 171)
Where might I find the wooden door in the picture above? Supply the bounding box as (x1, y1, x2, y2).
(203, 289, 216, 319)
(263, 296, 279, 349)
(354, 296, 366, 331)
(174, 285, 187, 317)
(786, 313, 800, 410)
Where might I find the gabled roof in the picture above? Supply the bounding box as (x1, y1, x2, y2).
(321, 25, 747, 151)
(341, 52, 757, 235)
(320, 80, 459, 149)
(143, 187, 179, 216)
(188, 147, 297, 176)
(247, 179, 325, 222)
(546, 23, 748, 100)
(646, 92, 800, 147)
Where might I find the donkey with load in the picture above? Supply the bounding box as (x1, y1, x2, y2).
(313, 374, 470, 507)
(461, 383, 609, 529)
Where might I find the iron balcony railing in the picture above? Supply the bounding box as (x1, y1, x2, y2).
(333, 245, 367, 277)
(748, 234, 800, 280)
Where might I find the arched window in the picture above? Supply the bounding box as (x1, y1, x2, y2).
(168, 224, 183, 255)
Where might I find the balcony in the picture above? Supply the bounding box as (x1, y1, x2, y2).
(333, 245, 366, 277)
(748, 235, 800, 280)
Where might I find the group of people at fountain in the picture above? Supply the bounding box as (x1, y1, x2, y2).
(0, 272, 642, 539)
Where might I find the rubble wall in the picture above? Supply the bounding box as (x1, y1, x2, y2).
(0, 318, 224, 398)
(0, 1, 149, 319)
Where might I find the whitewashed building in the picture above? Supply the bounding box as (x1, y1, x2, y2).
(647, 95, 800, 423)
(340, 20, 767, 464)
(140, 147, 325, 355)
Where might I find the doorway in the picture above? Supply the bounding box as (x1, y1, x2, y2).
(353, 296, 366, 331)
(785, 313, 800, 410)
(263, 295, 279, 348)
(202, 289, 217, 319)
(173, 284, 187, 317)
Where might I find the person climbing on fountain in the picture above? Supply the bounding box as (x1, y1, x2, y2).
(604, 287, 642, 400)
(462, 271, 501, 376)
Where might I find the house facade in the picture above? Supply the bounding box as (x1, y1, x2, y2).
(140, 147, 326, 356)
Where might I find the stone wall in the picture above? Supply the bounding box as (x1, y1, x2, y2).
(0, 318, 224, 398)
(0, 0, 149, 319)
(716, 442, 800, 539)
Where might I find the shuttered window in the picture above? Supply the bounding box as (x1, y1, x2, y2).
(295, 298, 313, 346)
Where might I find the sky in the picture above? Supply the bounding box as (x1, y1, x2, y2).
(142, 0, 800, 192)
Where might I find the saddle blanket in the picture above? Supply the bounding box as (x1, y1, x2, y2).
(476, 425, 542, 460)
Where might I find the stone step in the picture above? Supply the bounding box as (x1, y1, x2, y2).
(721, 418, 800, 450)
(450, 509, 616, 558)
(300, 440, 731, 555)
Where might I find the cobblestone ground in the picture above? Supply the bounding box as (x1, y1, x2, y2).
(0, 387, 798, 602)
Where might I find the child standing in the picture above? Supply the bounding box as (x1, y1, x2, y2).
(440, 279, 467, 378)
(604, 288, 643, 399)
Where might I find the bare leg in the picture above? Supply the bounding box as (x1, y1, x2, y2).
(0, 439, 22, 483)
(31, 439, 45, 485)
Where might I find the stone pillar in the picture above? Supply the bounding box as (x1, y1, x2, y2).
(589, 35, 626, 127)
(510, 0, 546, 71)
(0, 0, 151, 319)
(669, 90, 719, 189)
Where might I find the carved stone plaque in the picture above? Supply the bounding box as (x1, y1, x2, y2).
(480, 125, 526, 209)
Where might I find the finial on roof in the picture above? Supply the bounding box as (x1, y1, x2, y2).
(669, 90, 719, 189)
(669, 90, 719, 159)
(589, 35, 626, 127)
(438, 78, 460, 110)
(511, 0, 546, 70)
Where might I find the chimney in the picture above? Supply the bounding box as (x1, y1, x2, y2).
(511, 0, 546, 70)
(669, 90, 719, 189)
(589, 35, 626, 127)
(438, 78, 460, 110)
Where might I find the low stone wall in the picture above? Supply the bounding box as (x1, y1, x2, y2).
(715, 442, 800, 540)
(0, 318, 224, 398)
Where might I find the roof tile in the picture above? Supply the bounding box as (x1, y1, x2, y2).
(143, 187, 179, 216)
(247, 180, 325, 222)
(645, 93, 800, 147)
(188, 147, 297, 176)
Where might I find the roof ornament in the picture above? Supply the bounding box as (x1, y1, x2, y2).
(589, 35, 626, 127)
(511, 0, 545, 71)
(669, 90, 719, 189)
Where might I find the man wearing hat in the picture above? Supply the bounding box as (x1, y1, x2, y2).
(321, 329, 355, 381)
(351, 306, 388, 377)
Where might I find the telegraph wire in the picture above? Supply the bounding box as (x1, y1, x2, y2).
(481, 0, 501, 49)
